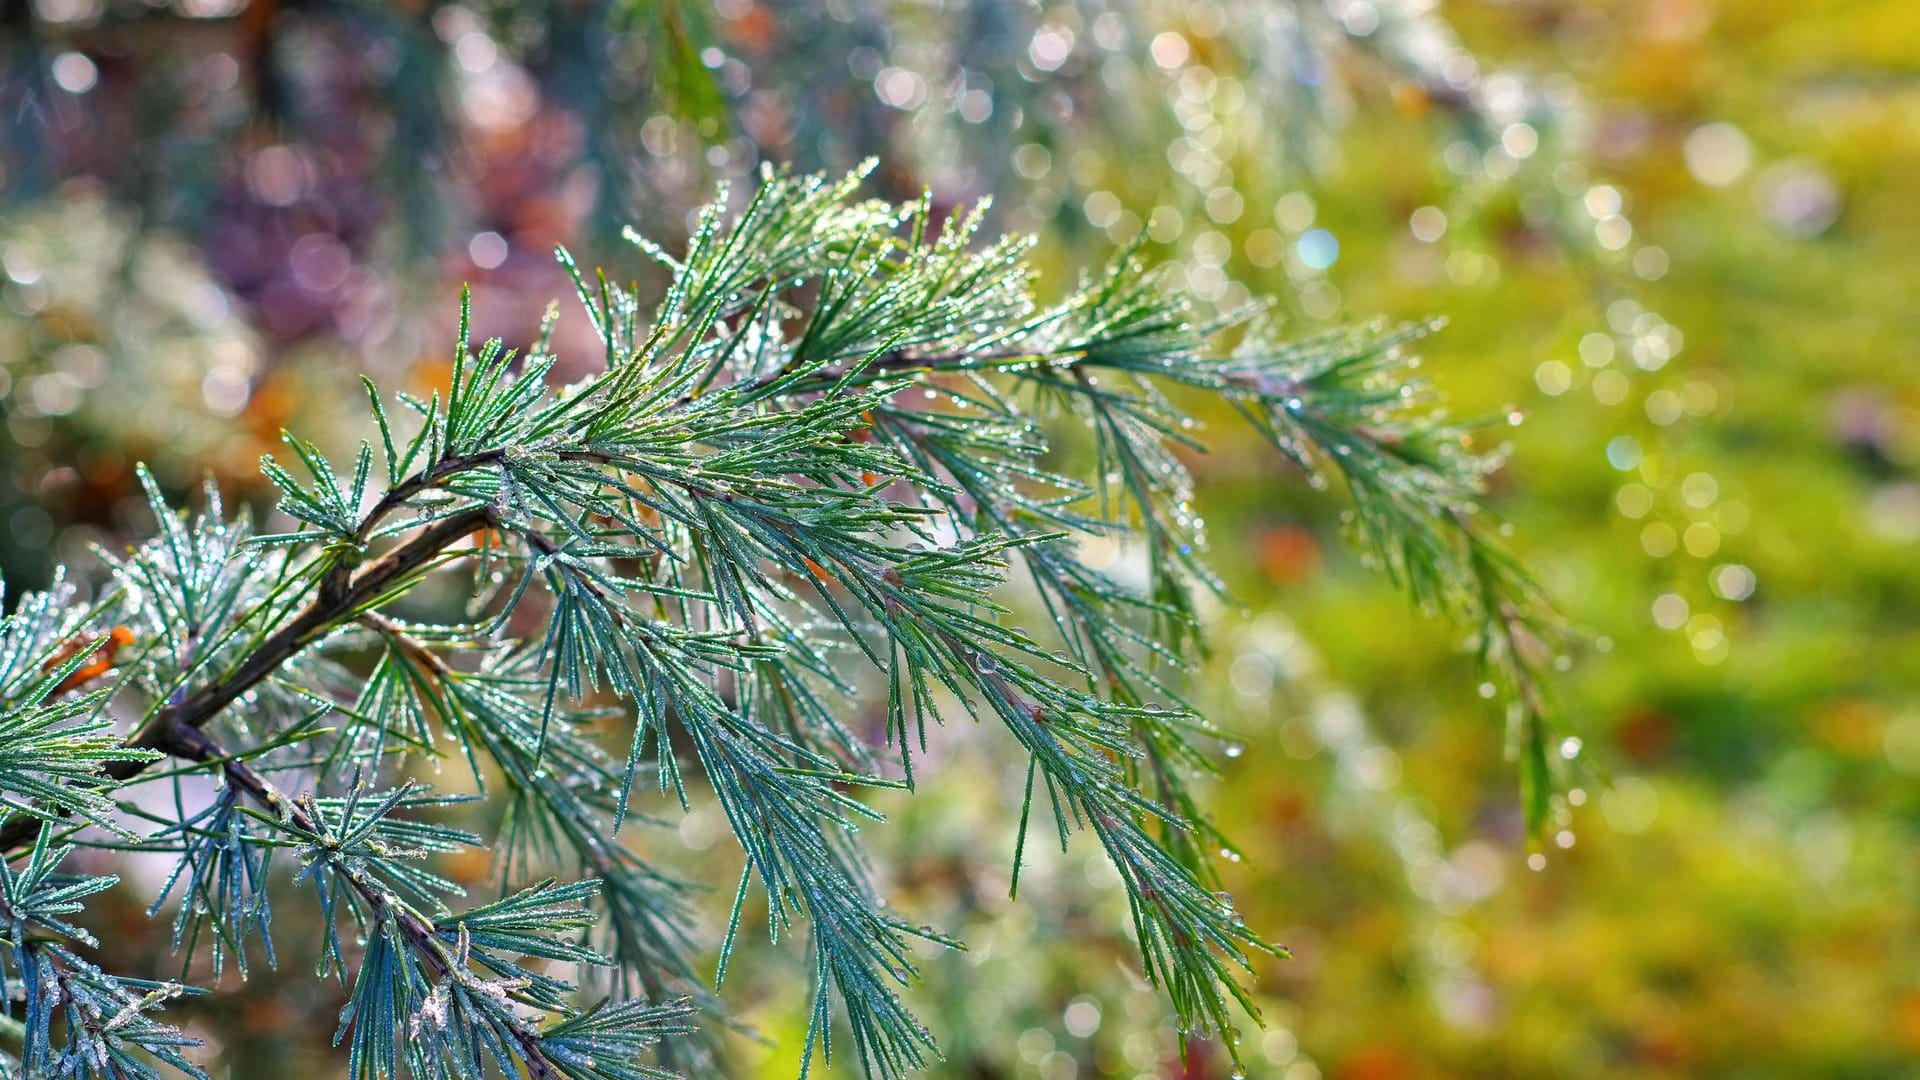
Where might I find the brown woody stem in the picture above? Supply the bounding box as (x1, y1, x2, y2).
(0, 505, 491, 855)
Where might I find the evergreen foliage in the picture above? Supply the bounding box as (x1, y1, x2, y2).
(0, 166, 1558, 1077)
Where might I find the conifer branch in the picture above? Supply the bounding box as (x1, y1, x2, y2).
(0, 165, 1563, 1079)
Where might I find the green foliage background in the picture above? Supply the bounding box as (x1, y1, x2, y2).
(781, 8, 1915, 1077)
(887, 4, 1920, 1078)
(1, 1, 1915, 1077)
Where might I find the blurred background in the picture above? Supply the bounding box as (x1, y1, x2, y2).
(1, 1, 1916, 1077)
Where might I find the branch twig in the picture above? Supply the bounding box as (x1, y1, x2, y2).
(0, 506, 491, 855)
